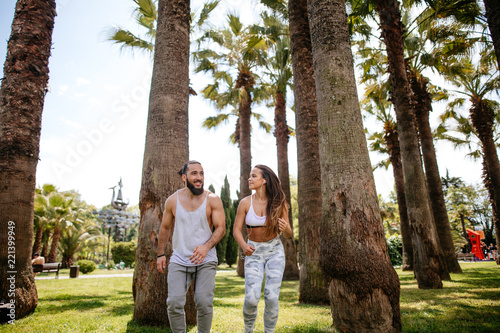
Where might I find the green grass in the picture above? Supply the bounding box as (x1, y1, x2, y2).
(2, 262, 498, 332)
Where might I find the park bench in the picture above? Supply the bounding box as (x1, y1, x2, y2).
(32, 263, 61, 279)
(456, 253, 476, 261)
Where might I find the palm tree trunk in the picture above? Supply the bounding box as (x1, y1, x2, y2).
(374, 0, 450, 288)
(471, 101, 500, 265)
(483, 0, 500, 70)
(274, 91, 300, 280)
(409, 71, 462, 273)
(384, 124, 413, 271)
(61, 256, 73, 269)
(132, 0, 195, 325)
(48, 225, 60, 263)
(41, 233, 50, 259)
(460, 214, 471, 252)
(481, 154, 500, 265)
(32, 226, 44, 256)
(0, 0, 56, 320)
(289, 0, 329, 304)
(308, 0, 401, 331)
(236, 84, 253, 277)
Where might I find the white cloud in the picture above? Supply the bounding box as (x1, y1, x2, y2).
(58, 85, 69, 95)
(76, 77, 91, 85)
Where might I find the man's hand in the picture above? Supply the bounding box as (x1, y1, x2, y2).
(190, 244, 210, 265)
(157, 256, 167, 274)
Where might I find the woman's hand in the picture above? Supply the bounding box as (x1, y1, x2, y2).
(278, 218, 292, 238)
(243, 244, 255, 256)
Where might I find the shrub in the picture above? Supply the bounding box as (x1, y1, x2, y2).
(386, 235, 403, 266)
(76, 260, 96, 274)
(106, 259, 115, 270)
(111, 241, 136, 267)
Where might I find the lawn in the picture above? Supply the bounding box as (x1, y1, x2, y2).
(1, 262, 498, 332)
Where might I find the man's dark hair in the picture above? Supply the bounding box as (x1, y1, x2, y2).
(178, 160, 201, 176)
(33, 253, 39, 257)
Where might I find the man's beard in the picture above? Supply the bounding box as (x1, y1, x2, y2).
(186, 179, 204, 195)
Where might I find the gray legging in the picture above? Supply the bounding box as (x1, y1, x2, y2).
(243, 236, 285, 333)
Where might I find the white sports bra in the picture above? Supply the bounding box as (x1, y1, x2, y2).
(245, 195, 266, 228)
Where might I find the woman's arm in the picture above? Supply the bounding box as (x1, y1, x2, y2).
(233, 197, 255, 256)
(278, 204, 292, 238)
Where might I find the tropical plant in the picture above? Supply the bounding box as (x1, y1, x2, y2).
(59, 219, 102, 268)
(107, 0, 221, 55)
(46, 191, 74, 263)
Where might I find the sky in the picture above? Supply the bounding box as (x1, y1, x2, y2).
(0, 0, 486, 209)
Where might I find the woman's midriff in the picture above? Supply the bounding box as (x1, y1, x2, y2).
(247, 227, 277, 242)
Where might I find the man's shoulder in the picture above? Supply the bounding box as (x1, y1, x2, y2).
(165, 190, 179, 207)
(207, 191, 222, 206)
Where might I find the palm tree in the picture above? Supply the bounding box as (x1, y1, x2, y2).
(439, 60, 500, 264)
(288, 0, 328, 304)
(423, 0, 499, 71)
(361, 77, 414, 271)
(248, 8, 300, 280)
(32, 184, 57, 256)
(0, 0, 56, 320)
(308, 0, 401, 330)
(194, 14, 268, 200)
(402, 23, 463, 273)
(132, 0, 192, 326)
(59, 219, 102, 268)
(373, 0, 450, 288)
(107, 0, 157, 54)
(46, 192, 74, 263)
(193, 13, 268, 277)
(107, 0, 220, 55)
(483, 0, 500, 70)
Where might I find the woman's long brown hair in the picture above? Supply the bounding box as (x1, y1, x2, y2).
(254, 165, 288, 239)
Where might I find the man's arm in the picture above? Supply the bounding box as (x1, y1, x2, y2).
(190, 194, 226, 265)
(157, 196, 174, 274)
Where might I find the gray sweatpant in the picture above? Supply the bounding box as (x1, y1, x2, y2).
(167, 261, 217, 333)
(243, 236, 285, 333)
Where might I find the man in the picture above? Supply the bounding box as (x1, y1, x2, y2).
(157, 160, 226, 333)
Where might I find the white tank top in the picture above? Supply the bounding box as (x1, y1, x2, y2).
(170, 190, 218, 266)
(245, 195, 267, 227)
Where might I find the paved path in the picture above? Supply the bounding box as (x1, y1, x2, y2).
(35, 270, 235, 280)
(36, 273, 134, 280)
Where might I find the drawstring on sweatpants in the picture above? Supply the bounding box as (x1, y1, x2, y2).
(184, 266, 199, 293)
(194, 266, 198, 293)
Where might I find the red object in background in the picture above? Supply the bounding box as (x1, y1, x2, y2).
(466, 229, 484, 260)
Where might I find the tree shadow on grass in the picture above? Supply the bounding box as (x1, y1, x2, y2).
(125, 319, 172, 332)
(109, 303, 134, 316)
(39, 297, 107, 314)
(401, 305, 500, 333)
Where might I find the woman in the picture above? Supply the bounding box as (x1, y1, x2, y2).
(233, 165, 293, 333)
